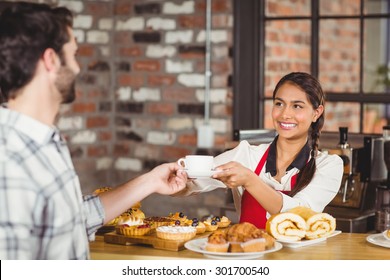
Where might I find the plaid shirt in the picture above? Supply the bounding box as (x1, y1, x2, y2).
(0, 107, 105, 259)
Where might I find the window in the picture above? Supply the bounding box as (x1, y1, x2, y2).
(233, 0, 390, 134)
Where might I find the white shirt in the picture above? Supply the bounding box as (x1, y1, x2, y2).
(187, 140, 343, 218)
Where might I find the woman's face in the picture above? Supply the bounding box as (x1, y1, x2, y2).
(272, 82, 323, 141)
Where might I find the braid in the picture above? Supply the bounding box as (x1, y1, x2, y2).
(289, 120, 322, 197)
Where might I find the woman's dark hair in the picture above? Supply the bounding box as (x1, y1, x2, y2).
(272, 72, 326, 196)
(0, 2, 73, 100)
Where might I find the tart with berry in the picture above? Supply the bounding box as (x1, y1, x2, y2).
(204, 219, 218, 232)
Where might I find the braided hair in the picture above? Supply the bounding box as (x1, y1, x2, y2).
(272, 72, 325, 197)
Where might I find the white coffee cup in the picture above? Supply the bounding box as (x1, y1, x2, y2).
(177, 155, 214, 171)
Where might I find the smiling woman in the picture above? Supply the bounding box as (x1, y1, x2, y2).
(186, 72, 343, 230)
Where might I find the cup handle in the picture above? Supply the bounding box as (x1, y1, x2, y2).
(177, 158, 186, 168)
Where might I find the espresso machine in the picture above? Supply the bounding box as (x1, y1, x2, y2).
(324, 136, 378, 233)
(375, 126, 390, 232)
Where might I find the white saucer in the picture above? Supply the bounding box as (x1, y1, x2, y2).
(185, 169, 221, 179)
(366, 233, 390, 248)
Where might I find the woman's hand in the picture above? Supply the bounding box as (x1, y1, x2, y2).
(212, 161, 257, 189)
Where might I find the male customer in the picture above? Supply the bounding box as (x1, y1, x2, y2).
(0, 2, 187, 259)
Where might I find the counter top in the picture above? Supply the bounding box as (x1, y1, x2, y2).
(90, 232, 390, 260)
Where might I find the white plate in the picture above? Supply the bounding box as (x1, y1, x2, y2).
(185, 169, 221, 179)
(277, 230, 342, 248)
(184, 238, 283, 260)
(366, 233, 390, 249)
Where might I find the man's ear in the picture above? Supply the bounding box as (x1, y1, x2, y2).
(41, 48, 60, 72)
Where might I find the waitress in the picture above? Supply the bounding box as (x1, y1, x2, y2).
(212, 72, 343, 229)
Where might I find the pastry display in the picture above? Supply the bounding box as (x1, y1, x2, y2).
(167, 212, 187, 222)
(185, 218, 206, 234)
(226, 222, 274, 252)
(266, 207, 336, 241)
(156, 226, 196, 241)
(144, 216, 174, 228)
(117, 224, 152, 236)
(205, 230, 229, 252)
(214, 216, 231, 228)
(204, 219, 218, 232)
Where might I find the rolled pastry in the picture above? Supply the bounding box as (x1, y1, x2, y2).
(266, 212, 306, 241)
(288, 206, 336, 240)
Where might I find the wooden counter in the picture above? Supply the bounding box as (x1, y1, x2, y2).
(90, 232, 390, 260)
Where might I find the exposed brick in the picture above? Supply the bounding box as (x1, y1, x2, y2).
(114, 1, 132, 15)
(114, 32, 132, 45)
(88, 145, 108, 157)
(119, 47, 142, 57)
(115, 116, 131, 126)
(161, 145, 192, 161)
(113, 143, 130, 156)
(178, 15, 205, 28)
(134, 60, 160, 71)
(196, 0, 231, 13)
(178, 45, 205, 58)
(134, 3, 161, 14)
(133, 119, 163, 130)
(99, 101, 112, 112)
(143, 159, 166, 170)
(116, 62, 131, 72)
(178, 133, 197, 146)
(85, 2, 111, 17)
(86, 116, 109, 128)
(148, 75, 176, 86)
(133, 32, 161, 43)
(78, 45, 94, 56)
(78, 73, 97, 85)
(70, 147, 84, 158)
(178, 103, 204, 115)
(99, 131, 112, 141)
(147, 103, 175, 115)
(72, 102, 96, 113)
(116, 102, 144, 113)
(117, 74, 144, 87)
(88, 61, 110, 71)
(117, 131, 143, 142)
(162, 88, 196, 102)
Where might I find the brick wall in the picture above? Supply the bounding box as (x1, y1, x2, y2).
(4, 0, 233, 218)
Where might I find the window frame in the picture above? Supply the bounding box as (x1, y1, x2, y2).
(233, 0, 390, 134)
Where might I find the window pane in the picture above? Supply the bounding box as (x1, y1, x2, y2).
(363, 103, 389, 133)
(323, 102, 360, 133)
(264, 20, 311, 97)
(319, 19, 360, 93)
(363, 18, 390, 93)
(364, 0, 389, 14)
(266, 0, 310, 17)
(320, 0, 361, 16)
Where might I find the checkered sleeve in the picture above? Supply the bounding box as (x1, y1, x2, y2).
(82, 194, 105, 240)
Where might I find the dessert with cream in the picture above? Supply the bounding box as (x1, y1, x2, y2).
(156, 226, 196, 241)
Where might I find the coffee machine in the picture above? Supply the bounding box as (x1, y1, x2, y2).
(324, 136, 378, 233)
(375, 127, 390, 232)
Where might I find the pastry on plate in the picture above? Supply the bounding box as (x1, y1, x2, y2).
(205, 230, 229, 252)
(227, 222, 274, 252)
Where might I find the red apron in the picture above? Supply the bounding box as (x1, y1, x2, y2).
(239, 147, 297, 229)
